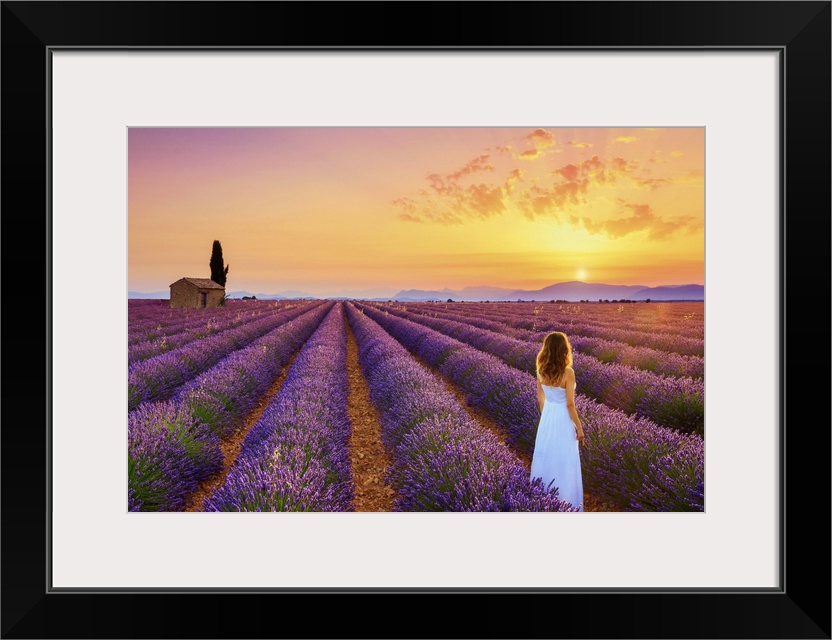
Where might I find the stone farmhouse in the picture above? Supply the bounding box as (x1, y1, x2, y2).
(169, 277, 225, 309)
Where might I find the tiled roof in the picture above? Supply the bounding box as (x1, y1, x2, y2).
(170, 277, 225, 290)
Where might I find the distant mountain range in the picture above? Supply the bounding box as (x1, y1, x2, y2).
(390, 282, 704, 302)
(390, 280, 705, 302)
(128, 281, 703, 302)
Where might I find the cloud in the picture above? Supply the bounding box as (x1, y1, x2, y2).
(426, 173, 455, 195)
(615, 136, 639, 143)
(448, 154, 494, 180)
(572, 200, 701, 240)
(393, 164, 520, 225)
(425, 154, 494, 196)
(514, 128, 556, 160)
(466, 183, 506, 219)
(392, 196, 430, 223)
(529, 128, 556, 147)
(517, 155, 638, 219)
(670, 150, 684, 157)
(391, 196, 418, 215)
(635, 177, 671, 190)
(516, 149, 543, 159)
(647, 215, 702, 240)
(567, 140, 594, 148)
(524, 179, 588, 217)
(505, 168, 523, 193)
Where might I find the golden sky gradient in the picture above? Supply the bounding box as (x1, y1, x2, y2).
(128, 127, 704, 296)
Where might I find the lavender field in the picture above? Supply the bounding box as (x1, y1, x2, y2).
(127, 298, 704, 513)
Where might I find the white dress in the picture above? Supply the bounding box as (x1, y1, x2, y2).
(530, 380, 584, 511)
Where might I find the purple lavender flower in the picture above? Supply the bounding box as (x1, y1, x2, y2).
(128, 400, 223, 511)
(204, 304, 355, 511)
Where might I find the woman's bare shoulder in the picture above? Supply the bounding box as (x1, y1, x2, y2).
(564, 366, 576, 380)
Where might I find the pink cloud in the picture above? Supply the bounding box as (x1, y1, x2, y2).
(448, 154, 494, 181)
(514, 128, 556, 160)
(528, 128, 556, 147)
(635, 177, 671, 190)
(397, 212, 424, 223)
(573, 200, 701, 239)
(466, 183, 506, 219)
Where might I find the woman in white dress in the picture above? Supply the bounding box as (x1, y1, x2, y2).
(530, 331, 585, 511)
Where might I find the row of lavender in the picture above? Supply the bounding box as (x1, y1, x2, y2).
(353, 303, 703, 511)
(128, 299, 293, 343)
(390, 304, 704, 378)
(202, 304, 355, 511)
(410, 302, 704, 357)
(127, 298, 200, 328)
(128, 302, 333, 511)
(362, 303, 704, 436)
(128, 302, 298, 366)
(344, 303, 577, 511)
(128, 299, 223, 339)
(128, 301, 326, 410)
(418, 301, 705, 341)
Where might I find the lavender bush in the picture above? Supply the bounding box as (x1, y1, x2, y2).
(576, 396, 704, 511)
(203, 303, 355, 512)
(128, 400, 223, 511)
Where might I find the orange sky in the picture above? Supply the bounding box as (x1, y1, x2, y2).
(128, 127, 704, 297)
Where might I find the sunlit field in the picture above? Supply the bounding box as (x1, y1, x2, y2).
(127, 299, 704, 513)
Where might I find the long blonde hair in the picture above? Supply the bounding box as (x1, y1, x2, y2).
(536, 331, 573, 386)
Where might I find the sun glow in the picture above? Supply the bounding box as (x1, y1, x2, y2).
(577, 269, 588, 281)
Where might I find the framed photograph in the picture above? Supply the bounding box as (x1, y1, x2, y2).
(3, 1, 829, 638)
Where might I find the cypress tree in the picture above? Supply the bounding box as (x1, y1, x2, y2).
(209, 240, 229, 287)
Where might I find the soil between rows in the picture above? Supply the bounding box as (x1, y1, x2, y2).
(344, 317, 395, 512)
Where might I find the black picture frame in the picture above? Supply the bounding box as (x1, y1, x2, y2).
(3, 2, 829, 638)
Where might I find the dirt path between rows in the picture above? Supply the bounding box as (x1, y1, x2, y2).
(183, 350, 301, 512)
(344, 317, 395, 512)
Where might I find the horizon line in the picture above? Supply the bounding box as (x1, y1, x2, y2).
(128, 279, 705, 294)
